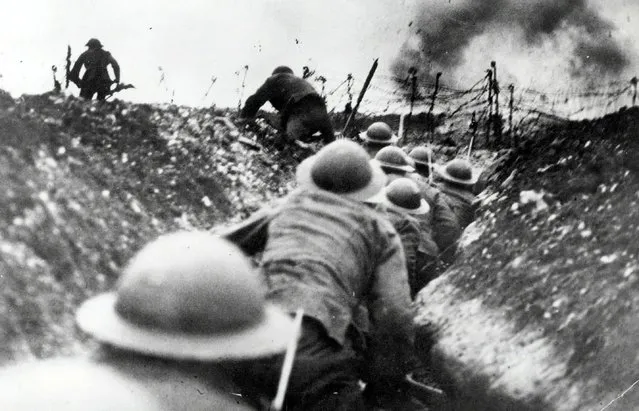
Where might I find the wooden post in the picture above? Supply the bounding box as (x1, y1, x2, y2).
(491, 61, 501, 144)
(508, 84, 514, 147)
(632, 77, 638, 106)
(486, 69, 493, 147)
(51, 66, 61, 92)
(409, 68, 418, 118)
(316, 76, 327, 99)
(404, 67, 418, 140)
(429, 72, 442, 144)
(343, 58, 379, 134)
(237, 65, 249, 114)
(468, 112, 477, 160)
(203, 75, 217, 102)
(398, 112, 406, 144)
(65, 45, 72, 89)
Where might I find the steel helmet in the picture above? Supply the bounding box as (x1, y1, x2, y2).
(86, 38, 103, 48)
(272, 66, 294, 75)
(296, 140, 387, 202)
(359, 122, 399, 145)
(375, 146, 415, 173)
(409, 146, 434, 167)
(76, 231, 295, 360)
(370, 177, 430, 215)
(435, 158, 479, 186)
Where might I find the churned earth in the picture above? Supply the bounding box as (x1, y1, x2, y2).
(0, 90, 304, 363)
(415, 107, 639, 410)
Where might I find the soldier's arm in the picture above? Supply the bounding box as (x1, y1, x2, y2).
(395, 218, 420, 283)
(108, 54, 120, 83)
(69, 53, 86, 84)
(214, 205, 280, 256)
(240, 80, 272, 118)
(432, 192, 462, 264)
(367, 222, 416, 384)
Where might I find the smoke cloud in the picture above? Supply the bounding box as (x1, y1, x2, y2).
(393, 0, 630, 83)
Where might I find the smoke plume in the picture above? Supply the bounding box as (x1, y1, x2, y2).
(393, 0, 630, 83)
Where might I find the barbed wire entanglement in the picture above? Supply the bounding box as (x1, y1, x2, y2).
(286, 61, 638, 150)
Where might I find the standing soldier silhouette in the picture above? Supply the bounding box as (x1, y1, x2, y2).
(69, 38, 120, 100)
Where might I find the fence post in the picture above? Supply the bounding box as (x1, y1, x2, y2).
(343, 74, 354, 126)
(508, 84, 514, 147)
(408, 68, 418, 118)
(428, 72, 442, 144)
(486, 69, 493, 147)
(237, 65, 249, 114)
(468, 111, 477, 159)
(632, 76, 638, 106)
(316, 76, 327, 100)
(402, 67, 418, 141)
(51, 66, 61, 92)
(342, 58, 379, 135)
(491, 61, 502, 145)
(65, 45, 72, 89)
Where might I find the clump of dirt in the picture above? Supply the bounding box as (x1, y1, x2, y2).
(443, 106, 639, 409)
(0, 91, 315, 363)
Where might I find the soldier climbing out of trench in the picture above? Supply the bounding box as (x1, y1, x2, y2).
(240, 66, 335, 148)
(69, 38, 120, 101)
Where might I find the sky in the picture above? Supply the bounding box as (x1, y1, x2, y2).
(0, 0, 637, 112)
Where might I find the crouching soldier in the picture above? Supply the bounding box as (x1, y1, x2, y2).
(224, 140, 416, 410)
(0, 232, 296, 410)
(241, 66, 334, 147)
(408, 146, 462, 266)
(368, 177, 431, 298)
(376, 146, 442, 283)
(359, 122, 399, 158)
(435, 158, 480, 230)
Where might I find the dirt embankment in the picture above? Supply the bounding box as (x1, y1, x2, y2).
(0, 91, 305, 364)
(2, 89, 638, 410)
(416, 107, 639, 410)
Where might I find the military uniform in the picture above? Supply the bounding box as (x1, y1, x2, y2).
(438, 183, 477, 230)
(241, 70, 334, 144)
(69, 41, 120, 101)
(409, 173, 462, 265)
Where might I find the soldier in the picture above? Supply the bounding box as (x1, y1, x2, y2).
(408, 146, 462, 266)
(374, 146, 415, 182)
(69, 38, 120, 100)
(241, 66, 334, 146)
(368, 177, 431, 298)
(0, 232, 296, 410)
(225, 140, 415, 411)
(359, 122, 399, 158)
(375, 147, 443, 290)
(435, 158, 480, 230)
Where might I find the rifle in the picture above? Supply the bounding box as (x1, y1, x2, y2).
(104, 83, 135, 100)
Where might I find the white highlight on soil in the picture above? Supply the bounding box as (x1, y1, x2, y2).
(415, 282, 584, 411)
(599, 378, 639, 411)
